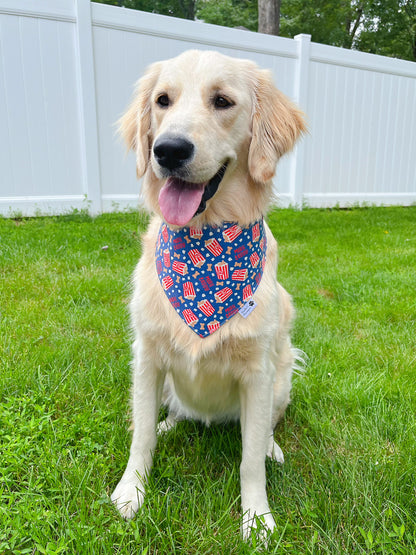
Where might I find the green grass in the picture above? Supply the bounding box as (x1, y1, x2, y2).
(1, 206, 415, 554)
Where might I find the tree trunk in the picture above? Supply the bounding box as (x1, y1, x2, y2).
(178, 0, 196, 20)
(258, 0, 281, 35)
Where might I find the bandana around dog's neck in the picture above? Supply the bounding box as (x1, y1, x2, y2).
(155, 220, 267, 338)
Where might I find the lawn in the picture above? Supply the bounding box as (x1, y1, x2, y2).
(1, 206, 415, 554)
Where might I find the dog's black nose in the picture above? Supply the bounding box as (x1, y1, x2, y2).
(153, 136, 194, 170)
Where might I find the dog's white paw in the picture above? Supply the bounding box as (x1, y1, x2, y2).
(111, 475, 145, 519)
(267, 437, 284, 464)
(157, 415, 177, 434)
(241, 509, 276, 542)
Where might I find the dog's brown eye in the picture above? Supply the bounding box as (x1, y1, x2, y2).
(214, 95, 233, 109)
(156, 94, 170, 108)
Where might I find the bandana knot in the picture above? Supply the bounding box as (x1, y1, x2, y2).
(156, 220, 267, 337)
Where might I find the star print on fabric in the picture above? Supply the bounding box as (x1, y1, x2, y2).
(155, 220, 267, 338)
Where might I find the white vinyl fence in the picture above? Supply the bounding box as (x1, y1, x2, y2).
(1, 0, 415, 216)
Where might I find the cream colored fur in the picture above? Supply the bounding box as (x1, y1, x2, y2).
(111, 50, 306, 540)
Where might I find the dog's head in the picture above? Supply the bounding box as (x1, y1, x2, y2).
(119, 50, 305, 227)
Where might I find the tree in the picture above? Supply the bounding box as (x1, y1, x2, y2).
(258, 0, 281, 35)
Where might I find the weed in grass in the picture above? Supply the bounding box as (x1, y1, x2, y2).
(1, 207, 416, 553)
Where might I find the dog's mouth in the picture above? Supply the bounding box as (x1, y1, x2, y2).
(158, 163, 228, 227)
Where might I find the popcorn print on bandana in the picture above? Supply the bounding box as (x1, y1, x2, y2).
(156, 220, 267, 338)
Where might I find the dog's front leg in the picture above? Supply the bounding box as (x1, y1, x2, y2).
(111, 338, 165, 519)
(239, 369, 276, 540)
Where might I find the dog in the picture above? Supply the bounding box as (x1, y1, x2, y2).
(111, 50, 306, 539)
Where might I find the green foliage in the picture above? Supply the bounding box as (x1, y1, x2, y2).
(279, 0, 416, 60)
(355, 0, 416, 61)
(1, 207, 416, 552)
(278, 0, 364, 47)
(98, 0, 197, 20)
(197, 0, 258, 31)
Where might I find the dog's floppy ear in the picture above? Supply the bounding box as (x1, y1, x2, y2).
(248, 69, 306, 184)
(118, 62, 162, 179)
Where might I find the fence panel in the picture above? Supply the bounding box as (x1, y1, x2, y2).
(304, 42, 416, 207)
(0, 0, 86, 215)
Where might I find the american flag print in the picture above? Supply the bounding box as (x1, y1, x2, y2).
(155, 219, 267, 337)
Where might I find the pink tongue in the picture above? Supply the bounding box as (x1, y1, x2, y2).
(158, 178, 206, 226)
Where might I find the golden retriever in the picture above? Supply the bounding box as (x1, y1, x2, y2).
(111, 50, 306, 539)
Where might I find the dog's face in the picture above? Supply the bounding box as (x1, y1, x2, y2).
(120, 50, 305, 226)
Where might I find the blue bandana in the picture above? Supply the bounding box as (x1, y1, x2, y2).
(155, 220, 267, 338)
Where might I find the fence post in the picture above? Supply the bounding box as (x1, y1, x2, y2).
(290, 33, 311, 208)
(75, 0, 102, 214)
